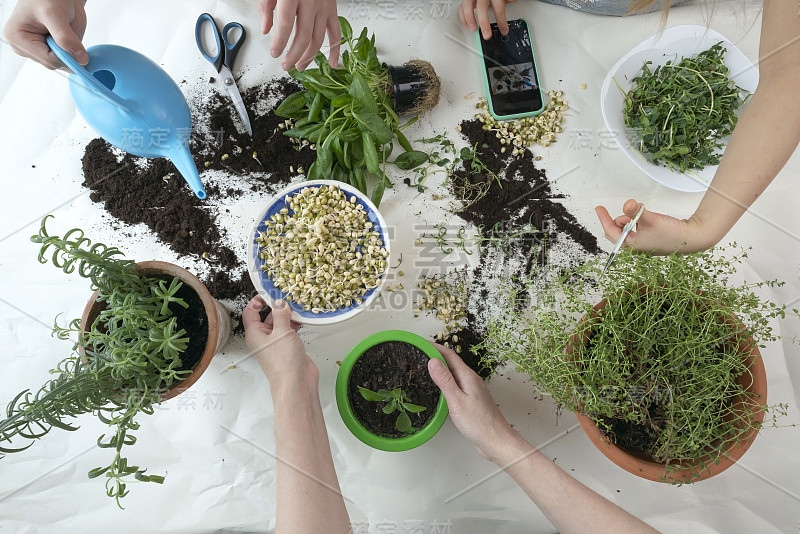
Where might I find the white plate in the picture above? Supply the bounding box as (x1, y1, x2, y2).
(247, 180, 391, 325)
(600, 25, 759, 193)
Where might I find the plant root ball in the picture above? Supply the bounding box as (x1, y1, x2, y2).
(404, 59, 441, 113)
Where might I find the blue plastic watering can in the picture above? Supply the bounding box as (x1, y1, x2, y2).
(46, 37, 206, 199)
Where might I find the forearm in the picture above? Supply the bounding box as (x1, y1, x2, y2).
(690, 72, 800, 247)
(271, 383, 350, 534)
(493, 434, 658, 534)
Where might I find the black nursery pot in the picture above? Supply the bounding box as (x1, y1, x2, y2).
(385, 63, 430, 114)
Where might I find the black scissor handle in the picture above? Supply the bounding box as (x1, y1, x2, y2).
(222, 22, 246, 71)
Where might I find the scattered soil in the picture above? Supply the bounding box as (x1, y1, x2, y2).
(444, 116, 602, 375)
(347, 341, 441, 438)
(454, 118, 600, 260)
(438, 318, 497, 379)
(81, 77, 311, 331)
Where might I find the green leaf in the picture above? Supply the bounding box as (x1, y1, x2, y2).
(275, 92, 308, 118)
(357, 386, 387, 401)
(396, 411, 412, 433)
(308, 92, 324, 122)
(331, 94, 353, 108)
(317, 136, 335, 171)
(362, 132, 379, 174)
(88, 465, 110, 479)
(402, 403, 427, 413)
(353, 109, 393, 144)
(382, 399, 398, 414)
(339, 16, 352, 42)
(352, 167, 367, 194)
(395, 129, 413, 152)
(349, 74, 379, 114)
(393, 150, 428, 170)
(370, 179, 385, 206)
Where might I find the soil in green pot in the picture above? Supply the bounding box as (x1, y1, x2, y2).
(347, 341, 440, 438)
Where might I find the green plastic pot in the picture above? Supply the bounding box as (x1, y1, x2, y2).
(335, 330, 449, 451)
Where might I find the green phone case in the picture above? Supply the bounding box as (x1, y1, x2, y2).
(477, 18, 545, 121)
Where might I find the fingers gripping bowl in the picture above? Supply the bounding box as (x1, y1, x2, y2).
(247, 180, 391, 325)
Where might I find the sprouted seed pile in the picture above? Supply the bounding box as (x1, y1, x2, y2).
(256, 185, 388, 312)
(415, 269, 469, 339)
(617, 42, 750, 173)
(470, 90, 567, 151)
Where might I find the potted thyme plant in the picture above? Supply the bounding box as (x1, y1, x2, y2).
(275, 17, 437, 205)
(480, 246, 791, 483)
(335, 330, 449, 451)
(0, 216, 230, 506)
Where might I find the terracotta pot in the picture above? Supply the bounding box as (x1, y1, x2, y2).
(80, 261, 231, 401)
(568, 296, 767, 483)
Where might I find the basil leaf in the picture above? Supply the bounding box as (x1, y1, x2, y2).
(363, 132, 379, 174)
(275, 92, 307, 118)
(339, 16, 352, 42)
(308, 92, 323, 122)
(353, 109, 393, 144)
(349, 74, 379, 113)
(394, 150, 429, 170)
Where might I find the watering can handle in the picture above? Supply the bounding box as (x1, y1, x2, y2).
(46, 36, 133, 113)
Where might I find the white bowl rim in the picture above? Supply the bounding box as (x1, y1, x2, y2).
(599, 24, 759, 193)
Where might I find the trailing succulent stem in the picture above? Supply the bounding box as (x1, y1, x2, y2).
(0, 216, 192, 506)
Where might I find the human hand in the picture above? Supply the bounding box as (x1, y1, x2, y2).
(243, 296, 318, 391)
(3, 0, 88, 70)
(428, 344, 527, 463)
(595, 199, 715, 255)
(258, 0, 341, 71)
(459, 0, 519, 40)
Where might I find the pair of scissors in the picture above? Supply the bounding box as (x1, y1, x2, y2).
(195, 13, 252, 136)
(604, 203, 645, 272)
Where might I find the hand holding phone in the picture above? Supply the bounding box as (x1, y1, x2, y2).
(478, 19, 544, 120)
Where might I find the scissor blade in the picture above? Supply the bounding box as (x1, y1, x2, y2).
(604, 251, 617, 273)
(220, 66, 253, 137)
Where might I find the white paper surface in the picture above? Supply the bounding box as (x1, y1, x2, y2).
(1, 1, 798, 533)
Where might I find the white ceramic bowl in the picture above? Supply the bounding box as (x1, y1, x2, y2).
(600, 25, 759, 192)
(247, 180, 391, 325)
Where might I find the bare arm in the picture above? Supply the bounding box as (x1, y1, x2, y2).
(596, 0, 800, 253)
(428, 345, 658, 534)
(244, 297, 350, 534)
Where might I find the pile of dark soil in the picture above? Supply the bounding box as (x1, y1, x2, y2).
(81, 78, 312, 331)
(453, 118, 600, 260)
(347, 341, 440, 438)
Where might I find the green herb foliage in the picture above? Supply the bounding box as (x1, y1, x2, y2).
(618, 43, 750, 173)
(0, 216, 193, 506)
(276, 17, 428, 206)
(357, 386, 426, 433)
(408, 133, 460, 192)
(430, 220, 542, 256)
(480, 246, 792, 482)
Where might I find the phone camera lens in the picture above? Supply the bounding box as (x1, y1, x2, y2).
(500, 34, 509, 42)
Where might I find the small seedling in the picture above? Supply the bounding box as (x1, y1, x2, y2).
(357, 386, 426, 433)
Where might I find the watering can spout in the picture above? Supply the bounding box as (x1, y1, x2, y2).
(170, 148, 206, 199)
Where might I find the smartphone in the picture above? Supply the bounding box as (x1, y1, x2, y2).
(477, 19, 545, 120)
